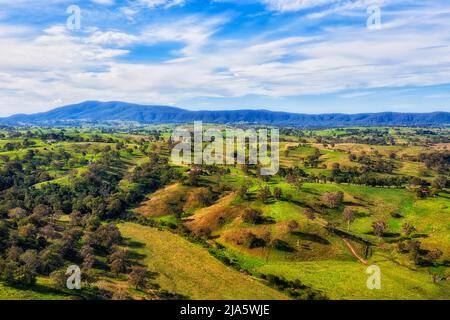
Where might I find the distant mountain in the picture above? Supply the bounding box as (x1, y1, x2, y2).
(1, 101, 449, 127)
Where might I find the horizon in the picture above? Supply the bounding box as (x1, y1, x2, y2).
(0, 1, 450, 116)
(2, 100, 450, 118)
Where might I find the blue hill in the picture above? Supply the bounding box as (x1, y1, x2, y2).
(1, 101, 448, 127)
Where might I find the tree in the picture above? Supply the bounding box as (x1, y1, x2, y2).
(284, 220, 299, 233)
(18, 223, 37, 240)
(0, 261, 18, 284)
(128, 266, 148, 290)
(106, 197, 124, 218)
(109, 246, 128, 275)
(273, 187, 282, 200)
(184, 188, 212, 211)
(286, 174, 297, 185)
(241, 208, 263, 224)
(80, 244, 94, 259)
(8, 207, 27, 219)
(39, 245, 64, 274)
(185, 169, 200, 186)
(258, 186, 272, 203)
(402, 223, 416, 237)
(331, 163, 341, 176)
(0, 221, 9, 244)
(431, 176, 448, 196)
(111, 258, 126, 275)
(33, 204, 52, 217)
(50, 269, 68, 289)
(60, 228, 82, 258)
(6, 246, 24, 262)
(426, 249, 443, 266)
(69, 210, 83, 227)
(13, 265, 37, 285)
(84, 215, 101, 231)
(372, 220, 388, 239)
(323, 192, 344, 209)
(94, 223, 121, 247)
(82, 254, 95, 270)
(304, 208, 315, 221)
(237, 185, 249, 199)
(20, 250, 40, 272)
(342, 207, 356, 231)
(0, 261, 36, 286)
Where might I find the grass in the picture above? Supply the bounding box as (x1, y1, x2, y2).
(0, 278, 73, 300)
(119, 222, 289, 300)
(256, 253, 450, 300)
(185, 193, 241, 235)
(1, 128, 448, 300)
(134, 183, 191, 218)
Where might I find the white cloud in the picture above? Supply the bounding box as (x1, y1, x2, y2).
(1, 2, 450, 115)
(91, 0, 115, 5)
(138, 0, 186, 9)
(262, 0, 338, 12)
(87, 31, 139, 46)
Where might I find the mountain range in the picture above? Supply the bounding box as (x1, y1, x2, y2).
(0, 101, 449, 127)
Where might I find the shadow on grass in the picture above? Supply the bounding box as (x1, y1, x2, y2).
(365, 231, 401, 238)
(127, 251, 147, 261)
(126, 240, 146, 249)
(292, 231, 331, 245)
(356, 211, 371, 218)
(302, 189, 321, 196)
(9, 282, 73, 298)
(7, 282, 105, 300)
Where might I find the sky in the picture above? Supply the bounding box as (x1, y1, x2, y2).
(0, 0, 449, 116)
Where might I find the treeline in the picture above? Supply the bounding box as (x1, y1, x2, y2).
(280, 128, 449, 146)
(0, 142, 180, 290)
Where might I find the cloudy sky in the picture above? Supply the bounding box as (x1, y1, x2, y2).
(0, 0, 449, 116)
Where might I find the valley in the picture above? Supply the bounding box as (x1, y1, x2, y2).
(0, 125, 448, 300)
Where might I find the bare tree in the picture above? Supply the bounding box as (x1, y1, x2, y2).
(342, 207, 356, 231)
(372, 220, 388, 239)
(402, 223, 416, 237)
(129, 266, 148, 290)
(323, 191, 344, 209)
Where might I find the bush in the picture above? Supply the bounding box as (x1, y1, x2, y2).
(323, 192, 344, 209)
(241, 208, 263, 224)
(261, 274, 328, 300)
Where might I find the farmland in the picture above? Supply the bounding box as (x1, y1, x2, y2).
(0, 126, 448, 300)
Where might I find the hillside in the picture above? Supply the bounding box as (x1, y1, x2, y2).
(1, 101, 449, 127)
(0, 126, 448, 300)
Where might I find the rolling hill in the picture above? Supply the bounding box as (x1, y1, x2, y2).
(1, 101, 449, 127)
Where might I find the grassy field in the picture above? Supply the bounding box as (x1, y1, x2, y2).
(0, 126, 448, 300)
(162, 173, 449, 300)
(119, 223, 289, 300)
(0, 279, 72, 300)
(256, 253, 450, 300)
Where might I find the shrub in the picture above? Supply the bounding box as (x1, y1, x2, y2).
(241, 208, 263, 224)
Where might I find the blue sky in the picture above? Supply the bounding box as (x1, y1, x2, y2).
(0, 0, 449, 116)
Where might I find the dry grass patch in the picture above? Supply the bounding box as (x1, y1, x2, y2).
(119, 223, 289, 300)
(134, 183, 190, 217)
(184, 193, 243, 236)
